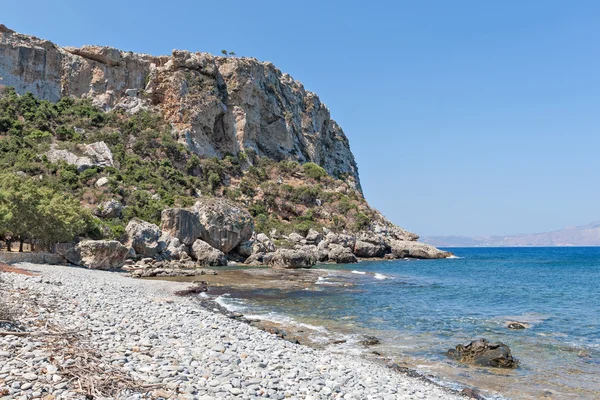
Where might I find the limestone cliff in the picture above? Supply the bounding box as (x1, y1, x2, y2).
(0, 25, 359, 185)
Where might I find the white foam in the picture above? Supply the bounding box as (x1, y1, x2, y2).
(446, 255, 462, 259)
(244, 312, 329, 333)
(214, 294, 247, 312)
(351, 270, 366, 274)
(374, 273, 390, 280)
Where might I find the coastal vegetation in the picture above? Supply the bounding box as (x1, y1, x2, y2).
(0, 87, 380, 250)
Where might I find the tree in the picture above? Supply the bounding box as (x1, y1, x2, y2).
(221, 49, 228, 55)
(228, 51, 236, 56)
(0, 174, 92, 251)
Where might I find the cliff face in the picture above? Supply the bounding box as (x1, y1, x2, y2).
(0, 25, 359, 185)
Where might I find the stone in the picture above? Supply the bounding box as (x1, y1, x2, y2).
(94, 199, 122, 218)
(325, 232, 355, 249)
(447, 338, 519, 368)
(328, 244, 358, 264)
(95, 177, 109, 187)
(264, 249, 315, 269)
(506, 321, 528, 329)
(191, 239, 227, 266)
(253, 233, 276, 254)
(353, 240, 386, 258)
(124, 219, 164, 257)
(162, 234, 191, 261)
(288, 232, 305, 243)
(193, 197, 254, 253)
(46, 142, 116, 172)
(305, 229, 323, 245)
(65, 240, 128, 269)
(161, 208, 204, 246)
(390, 240, 452, 259)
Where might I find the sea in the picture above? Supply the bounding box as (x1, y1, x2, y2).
(210, 247, 600, 399)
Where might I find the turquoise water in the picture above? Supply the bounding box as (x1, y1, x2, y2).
(216, 248, 600, 399)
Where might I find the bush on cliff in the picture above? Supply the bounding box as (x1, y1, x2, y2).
(0, 87, 376, 244)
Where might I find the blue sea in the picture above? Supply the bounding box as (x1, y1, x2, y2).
(214, 247, 600, 399)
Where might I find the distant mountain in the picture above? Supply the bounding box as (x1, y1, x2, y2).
(422, 221, 600, 247)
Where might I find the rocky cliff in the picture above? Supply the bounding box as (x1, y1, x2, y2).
(0, 25, 359, 185)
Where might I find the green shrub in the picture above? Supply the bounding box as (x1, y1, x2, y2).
(303, 162, 327, 180)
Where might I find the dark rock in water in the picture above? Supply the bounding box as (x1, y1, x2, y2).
(460, 388, 485, 399)
(507, 322, 526, 329)
(359, 335, 381, 346)
(386, 363, 423, 378)
(331, 339, 347, 345)
(448, 338, 518, 368)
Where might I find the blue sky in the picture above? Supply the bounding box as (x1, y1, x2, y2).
(3, 1, 600, 236)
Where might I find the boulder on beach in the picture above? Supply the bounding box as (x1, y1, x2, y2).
(124, 219, 164, 257)
(65, 240, 128, 270)
(193, 197, 254, 253)
(191, 239, 227, 266)
(160, 208, 204, 246)
(447, 338, 518, 368)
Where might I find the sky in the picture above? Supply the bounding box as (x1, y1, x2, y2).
(3, 1, 600, 236)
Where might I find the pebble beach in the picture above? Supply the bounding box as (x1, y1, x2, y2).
(0, 263, 462, 399)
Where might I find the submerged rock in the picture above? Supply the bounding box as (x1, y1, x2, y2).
(447, 338, 518, 368)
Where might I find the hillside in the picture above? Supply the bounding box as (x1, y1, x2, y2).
(422, 221, 600, 247)
(0, 26, 451, 266)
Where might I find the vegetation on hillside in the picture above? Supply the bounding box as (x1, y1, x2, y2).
(0, 88, 377, 250)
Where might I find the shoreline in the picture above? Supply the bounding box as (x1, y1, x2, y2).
(181, 281, 485, 400)
(0, 263, 466, 399)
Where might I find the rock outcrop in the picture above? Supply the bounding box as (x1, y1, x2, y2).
(65, 240, 128, 270)
(389, 241, 452, 259)
(264, 249, 316, 269)
(447, 339, 519, 369)
(46, 142, 116, 172)
(0, 25, 359, 184)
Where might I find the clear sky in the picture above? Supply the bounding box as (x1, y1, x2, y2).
(3, 1, 600, 236)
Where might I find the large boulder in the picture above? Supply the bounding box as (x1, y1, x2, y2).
(65, 240, 128, 270)
(160, 208, 204, 246)
(125, 219, 164, 257)
(193, 197, 254, 253)
(390, 240, 452, 259)
(191, 239, 227, 266)
(264, 249, 315, 269)
(328, 244, 358, 264)
(353, 240, 387, 258)
(448, 339, 518, 368)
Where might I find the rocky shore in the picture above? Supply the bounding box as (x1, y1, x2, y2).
(0, 263, 463, 399)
